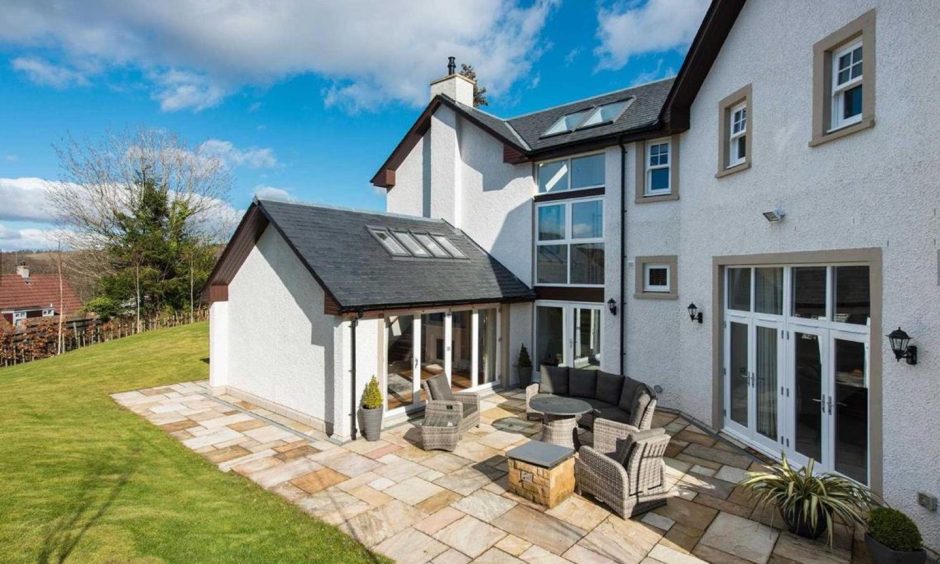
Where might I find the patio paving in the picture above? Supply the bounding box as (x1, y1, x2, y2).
(113, 382, 868, 563)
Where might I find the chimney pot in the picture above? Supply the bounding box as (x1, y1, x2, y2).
(447, 57, 456, 75)
(15, 264, 29, 280)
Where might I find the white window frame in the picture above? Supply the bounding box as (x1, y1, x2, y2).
(728, 102, 747, 168)
(42, 308, 55, 317)
(830, 40, 864, 131)
(536, 152, 605, 194)
(535, 196, 604, 287)
(12, 311, 27, 324)
(645, 138, 671, 196)
(642, 264, 671, 293)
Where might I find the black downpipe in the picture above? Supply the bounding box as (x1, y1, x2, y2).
(350, 311, 363, 440)
(618, 136, 628, 376)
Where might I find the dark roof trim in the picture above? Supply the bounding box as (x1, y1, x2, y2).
(371, 95, 528, 189)
(343, 295, 532, 316)
(660, 0, 747, 130)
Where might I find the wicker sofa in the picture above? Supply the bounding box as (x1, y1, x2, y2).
(525, 365, 657, 431)
(575, 418, 670, 518)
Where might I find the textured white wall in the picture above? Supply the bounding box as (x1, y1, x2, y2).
(430, 106, 459, 224)
(385, 132, 426, 217)
(226, 225, 336, 424)
(209, 301, 229, 388)
(623, 0, 940, 545)
(602, 145, 625, 373)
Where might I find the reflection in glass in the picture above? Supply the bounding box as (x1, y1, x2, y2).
(835, 339, 868, 483)
(538, 160, 569, 192)
(477, 309, 497, 385)
(834, 266, 870, 325)
(794, 332, 822, 462)
(537, 205, 565, 241)
(729, 322, 749, 427)
(419, 313, 446, 402)
(571, 244, 604, 285)
(574, 308, 601, 369)
(537, 245, 568, 284)
(571, 200, 603, 239)
(451, 311, 472, 391)
(728, 268, 751, 311)
(755, 267, 783, 315)
(386, 315, 415, 410)
(792, 267, 827, 319)
(571, 154, 605, 189)
(536, 306, 565, 367)
(756, 326, 778, 440)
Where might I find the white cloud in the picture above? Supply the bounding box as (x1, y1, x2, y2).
(0, 177, 59, 222)
(594, 0, 708, 71)
(0, 223, 66, 250)
(199, 140, 278, 169)
(630, 59, 675, 86)
(0, 0, 559, 112)
(11, 56, 89, 88)
(252, 185, 294, 202)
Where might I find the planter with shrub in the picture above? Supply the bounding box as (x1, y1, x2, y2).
(741, 453, 873, 546)
(516, 344, 533, 388)
(357, 376, 384, 441)
(865, 507, 926, 564)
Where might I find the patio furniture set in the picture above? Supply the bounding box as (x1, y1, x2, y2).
(419, 366, 668, 518)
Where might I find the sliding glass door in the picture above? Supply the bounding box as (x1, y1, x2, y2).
(723, 265, 870, 484)
(534, 302, 603, 374)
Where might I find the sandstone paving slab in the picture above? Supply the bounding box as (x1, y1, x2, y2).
(689, 464, 717, 477)
(434, 465, 496, 496)
(714, 465, 748, 485)
(290, 467, 348, 495)
(675, 453, 722, 471)
(421, 452, 474, 474)
(452, 489, 516, 522)
(368, 476, 396, 491)
(641, 511, 676, 532)
(561, 543, 612, 564)
(244, 425, 296, 444)
(434, 514, 507, 558)
(204, 445, 252, 464)
(384, 476, 446, 506)
(661, 523, 704, 554)
(414, 506, 465, 536)
(518, 544, 571, 563)
(301, 488, 377, 527)
(160, 419, 201, 433)
(691, 543, 752, 564)
(452, 440, 503, 463)
(344, 438, 392, 454)
(495, 505, 584, 556)
(690, 490, 753, 518)
(546, 495, 610, 532)
(374, 527, 449, 564)
(699, 512, 778, 564)
(348, 484, 393, 507)
(252, 457, 324, 488)
(475, 547, 526, 563)
(648, 543, 708, 564)
(656, 497, 718, 531)
(495, 534, 532, 557)
(771, 532, 851, 564)
(420, 468, 444, 482)
(373, 455, 430, 482)
(182, 427, 242, 450)
(578, 516, 662, 564)
(683, 443, 753, 470)
(432, 548, 471, 564)
(200, 412, 255, 429)
(335, 471, 383, 493)
(274, 443, 320, 461)
(677, 472, 736, 500)
(312, 448, 381, 477)
(417, 489, 464, 514)
(217, 446, 278, 471)
(478, 429, 528, 451)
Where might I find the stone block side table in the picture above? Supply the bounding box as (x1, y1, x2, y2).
(506, 440, 575, 508)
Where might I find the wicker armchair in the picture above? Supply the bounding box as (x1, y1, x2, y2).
(525, 382, 543, 421)
(421, 374, 480, 435)
(575, 419, 670, 518)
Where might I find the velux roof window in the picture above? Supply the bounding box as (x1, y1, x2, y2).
(540, 98, 633, 138)
(369, 227, 466, 259)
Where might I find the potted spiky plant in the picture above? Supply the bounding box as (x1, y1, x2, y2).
(358, 376, 384, 441)
(516, 344, 533, 388)
(866, 507, 926, 564)
(740, 453, 873, 546)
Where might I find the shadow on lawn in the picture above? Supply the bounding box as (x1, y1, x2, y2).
(37, 449, 139, 563)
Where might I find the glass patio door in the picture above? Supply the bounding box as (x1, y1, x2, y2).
(787, 324, 828, 468)
(534, 302, 602, 372)
(724, 317, 783, 453)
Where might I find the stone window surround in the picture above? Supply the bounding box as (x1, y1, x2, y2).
(634, 255, 678, 300)
(634, 135, 680, 203)
(716, 84, 752, 178)
(810, 9, 876, 147)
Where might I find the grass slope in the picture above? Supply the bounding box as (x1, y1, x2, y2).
(0, 322, 385, 563)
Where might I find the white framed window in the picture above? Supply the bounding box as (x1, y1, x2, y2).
(391, 231, 431, 257)
(830, 40, 863, 131)
(535, 197, 604, 286)
(537, 153, 605, 194)
(643, 264, 671, 293)
(728, 102, 747, 167)
(12, 311, 27, 324)
(42, 309, 55, 317)
(370, 228, 409, 256)
(645, 139, 671, 195)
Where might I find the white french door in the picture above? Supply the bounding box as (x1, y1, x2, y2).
(534, 302, 602, 372)
(723, 265, 871, 484)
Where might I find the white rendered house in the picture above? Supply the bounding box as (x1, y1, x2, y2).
(207, 0, 940, 546)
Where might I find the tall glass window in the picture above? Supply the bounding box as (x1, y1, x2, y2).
(386, 315, 415, 410)
(477, 309, 497, 385)
(536, 198, 603, 286)
(451, 311, 473, 391)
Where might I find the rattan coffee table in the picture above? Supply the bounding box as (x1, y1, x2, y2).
(420, 411, 461, 451)
(529, 394, 592, 449)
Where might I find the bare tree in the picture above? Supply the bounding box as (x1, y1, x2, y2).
(47, 128, 232, 329)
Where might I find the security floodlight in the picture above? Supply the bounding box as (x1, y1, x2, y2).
(762, 208, 786, 222)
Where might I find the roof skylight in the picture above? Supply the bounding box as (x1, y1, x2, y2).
(540, 98, 633, 137)
(370, 228, 409, 256)
(541, 108, 594, 137)
(580, 99, 632, 128)
(414, 233, 450, 258)
(369, 227, 467, 259)
(433, 236, 466, 258)
(392, 231, 430, 257)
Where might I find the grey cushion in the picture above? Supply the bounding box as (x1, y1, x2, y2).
(426, 374, 455, 402)
(596, 407, 632, 425)
(628, 385, 653, 428)
(618, 377, 642, 412)
(539, 365, 569, 395)
(568, 368, 597, 398)
(595, 370, 624, 404)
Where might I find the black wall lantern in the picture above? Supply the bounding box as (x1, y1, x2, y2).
(607, 298, 618, 316)
(687, 302, 703, 324)
(887, 327, 917, 365)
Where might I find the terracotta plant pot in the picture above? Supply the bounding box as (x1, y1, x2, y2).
(865, 534, 927, 564)
(358, 405, 383, 442)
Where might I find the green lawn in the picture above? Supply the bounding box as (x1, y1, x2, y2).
(0, 322, 386, 563)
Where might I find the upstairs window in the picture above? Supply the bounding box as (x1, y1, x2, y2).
(12, 311, 26, 324)
(831, 41, 863, 130)
(536, 198, 604, 286)
(717, 84, 752, 176)
(42, 309, 55, 317)
(537, 153, 604, 193)
(729, 104, 747, 166)
(645, 140, 671, 195)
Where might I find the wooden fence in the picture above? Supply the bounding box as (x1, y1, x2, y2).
(1, 308, 208, 367)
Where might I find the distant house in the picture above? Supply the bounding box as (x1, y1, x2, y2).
(0, 265, 82, 327)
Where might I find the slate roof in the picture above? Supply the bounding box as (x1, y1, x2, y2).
(0, 274, 82, 314)
(255, 199, 534, 312)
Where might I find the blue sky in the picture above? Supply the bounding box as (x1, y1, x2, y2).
(0, 0, 707, 250)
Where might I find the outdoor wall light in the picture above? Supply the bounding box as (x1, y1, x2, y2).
(687, 303, 703, 324)
(762, 207, 786, 222)
(607, 298, 618, 316)
(887, 327, 918, 365)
